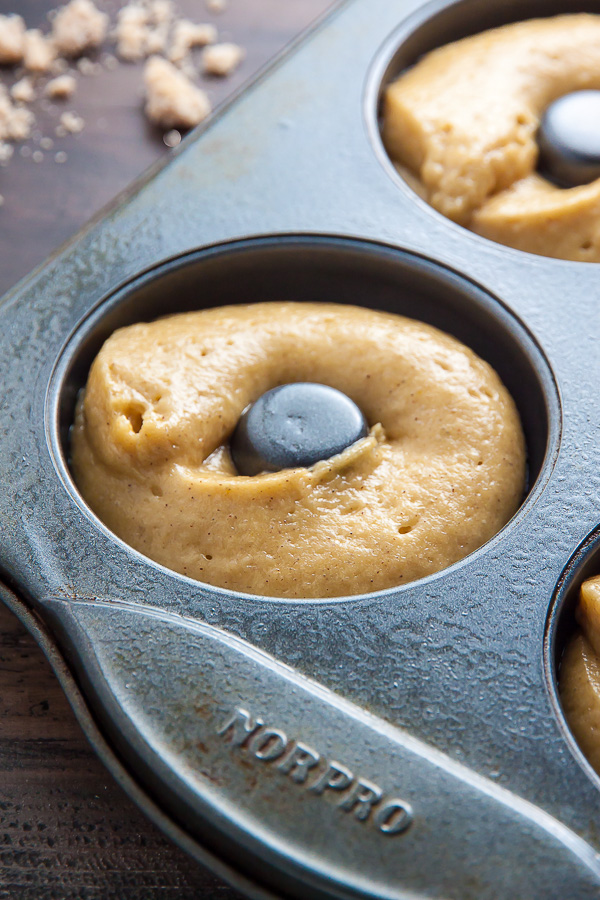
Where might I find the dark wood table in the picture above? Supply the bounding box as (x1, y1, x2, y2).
(0, 2, 333, 896)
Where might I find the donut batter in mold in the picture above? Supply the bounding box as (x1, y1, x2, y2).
(70, 302, 526, 598)
(561, 575, 600, 774)
(383, 14, 600, 262)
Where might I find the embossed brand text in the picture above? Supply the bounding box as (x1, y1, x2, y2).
(217, 707, 413, 836)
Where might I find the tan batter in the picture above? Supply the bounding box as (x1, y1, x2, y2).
(71, 302, 526, 598)
(561, 576, 600, 774)
(383, 15, 600, 262)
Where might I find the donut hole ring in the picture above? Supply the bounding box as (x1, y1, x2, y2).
(374, 0, 600, 261)
(71, 301, 527, 597)
(55, 236, 559, 599)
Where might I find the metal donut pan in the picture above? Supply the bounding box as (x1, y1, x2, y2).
(2, 0, 600, 896)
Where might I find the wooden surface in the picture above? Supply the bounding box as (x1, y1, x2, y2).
(0, 1, 333, 897)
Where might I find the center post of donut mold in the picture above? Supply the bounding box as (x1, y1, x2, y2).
(230, 382, 370, 476)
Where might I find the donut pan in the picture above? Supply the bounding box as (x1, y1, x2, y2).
(3, 0, 600, 896)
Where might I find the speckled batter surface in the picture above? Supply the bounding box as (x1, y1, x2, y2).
(383, 14, 600, 262)
(71, 302, 526, 598)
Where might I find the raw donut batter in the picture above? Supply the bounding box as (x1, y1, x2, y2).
(383, 15, 600, 262)
(71, 302, 526, 598)
(561, 575, 600, 774)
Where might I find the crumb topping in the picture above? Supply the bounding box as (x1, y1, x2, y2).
(202, 41, 244, 77)
(23, 28, 57, 72)
(10, 77, 36, 104)
(169, 20, 216, 64)
(0, 0, 246, 187)
(0, 85, 34, 142)
(45, 74, 78, 99)
(0, 14, 25, 65)
(144, 55, 211, 128)
(58, 110, 85, 133)
(52, 0, 109, 56)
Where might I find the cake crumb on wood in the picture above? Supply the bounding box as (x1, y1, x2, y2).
(0, 85, 34, 141)
(202, 42, 244, 76)
(148, 1, 174, 26)
(115, 1, 174, 62)
(45, 74, 77, 99)
(115, 3, 150, 61)
(145, 25, 169, 55)
(59, 110, 85, 133)
(144, 55, 211, 129)
(52, 0, 109, 57)
(169, 20, 217, 64)
(23, 29, 57, 73)
(0, 0, 246, 181)
(11, 77, 36, 104)
(0, 14, 25, 65)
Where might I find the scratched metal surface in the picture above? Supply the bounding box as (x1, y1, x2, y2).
(2, 0, 600, 896)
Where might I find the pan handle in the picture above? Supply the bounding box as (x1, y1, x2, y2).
(39, 595, 600, 900)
